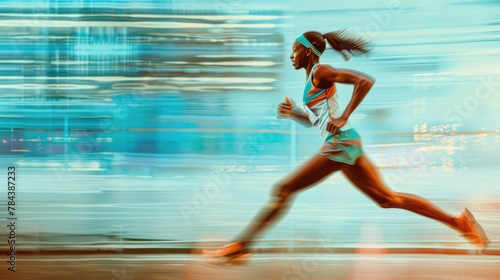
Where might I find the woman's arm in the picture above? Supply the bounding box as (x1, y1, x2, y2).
(290, 106, 313, 127)
(313, 65, 375, 133)
(277, 96, 313, 127)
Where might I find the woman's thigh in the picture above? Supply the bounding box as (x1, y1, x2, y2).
(341, 154, 396, 205)
(274, 154, 346, 196)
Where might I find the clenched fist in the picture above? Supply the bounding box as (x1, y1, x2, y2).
(326, 116, 348, 134)
(277, 96, 295, 118)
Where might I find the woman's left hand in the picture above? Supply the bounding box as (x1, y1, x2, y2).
(326, 116, 348, 134)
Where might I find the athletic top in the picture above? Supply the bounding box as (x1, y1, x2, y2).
(302, 63, 354, 141)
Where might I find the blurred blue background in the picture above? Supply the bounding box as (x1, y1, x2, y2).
(0, 0, 499, 253)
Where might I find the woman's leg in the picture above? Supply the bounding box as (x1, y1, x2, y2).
(341, 154, 488, 246)
(342, 154, 462, 228)
(235, 154, 346, 247)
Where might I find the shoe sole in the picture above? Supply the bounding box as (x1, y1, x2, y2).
(204, 252, 252, 265)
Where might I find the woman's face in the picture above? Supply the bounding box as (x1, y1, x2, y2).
(290, 41, 309, 70)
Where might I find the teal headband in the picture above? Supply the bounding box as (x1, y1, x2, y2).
(296, 35, 322, 57)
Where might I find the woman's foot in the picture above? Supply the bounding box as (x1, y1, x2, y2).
(202, 241, 251, 264)
(455, 208, 490, 249)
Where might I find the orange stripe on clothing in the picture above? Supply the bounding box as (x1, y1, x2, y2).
(325, 85, 336, 98)
(308, 87, 337, 107)
(308, 94, 327, 108)
(307, 87, 322, 97)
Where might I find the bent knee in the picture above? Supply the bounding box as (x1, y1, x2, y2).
(272, 181, 297, 199)
(377, 195, 403, 209)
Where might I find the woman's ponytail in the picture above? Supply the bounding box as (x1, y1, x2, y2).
(322, 29, 371, 61)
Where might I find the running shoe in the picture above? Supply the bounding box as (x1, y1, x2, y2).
(456, 208, 490, 249)
(202, 241, 251, 264)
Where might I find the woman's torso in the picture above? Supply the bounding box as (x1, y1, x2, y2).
(302, 64, 354, 140)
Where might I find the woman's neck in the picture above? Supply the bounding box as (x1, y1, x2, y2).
(305, 59, 320, 81)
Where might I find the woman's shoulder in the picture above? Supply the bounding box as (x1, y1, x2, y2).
(312, 64, 336, 83)
(313, 63, 336, 73)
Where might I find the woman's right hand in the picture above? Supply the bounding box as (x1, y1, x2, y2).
(277, 96, 295, 118)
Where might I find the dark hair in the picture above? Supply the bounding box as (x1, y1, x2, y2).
(303, 29, 371, 61)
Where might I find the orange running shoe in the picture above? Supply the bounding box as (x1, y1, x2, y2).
(456, 208, 490, 249)
(202, 241, 251, 264)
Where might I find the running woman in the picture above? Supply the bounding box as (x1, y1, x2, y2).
(203, 30, 489, 262)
